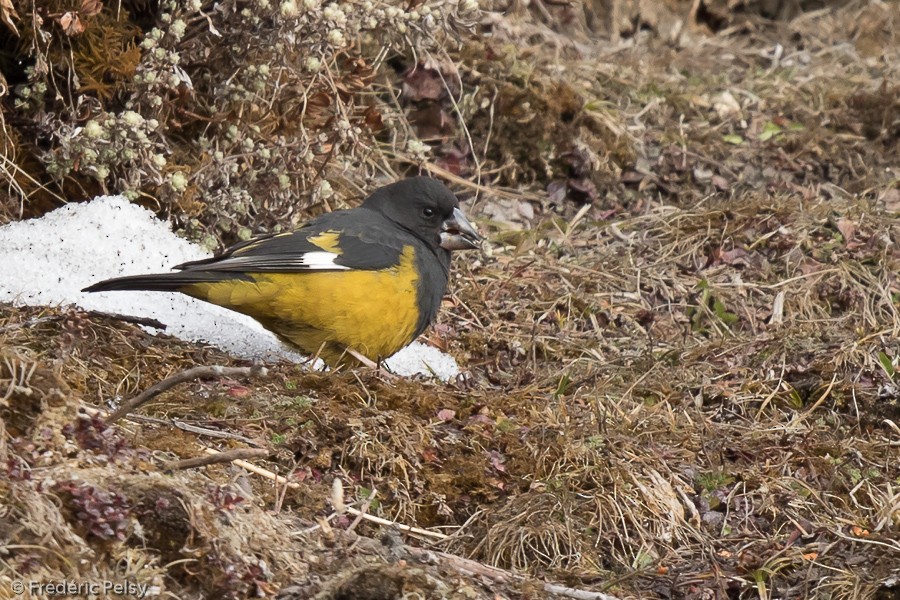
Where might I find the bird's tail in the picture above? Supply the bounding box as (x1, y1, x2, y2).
(82, 271, 232, 293)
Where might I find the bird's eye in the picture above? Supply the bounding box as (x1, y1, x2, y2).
(423, 207, 435, 218)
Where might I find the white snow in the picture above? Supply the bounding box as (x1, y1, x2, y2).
(0, 196, 459, 380)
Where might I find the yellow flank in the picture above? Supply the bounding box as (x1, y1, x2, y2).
(185, 246, 420, 366)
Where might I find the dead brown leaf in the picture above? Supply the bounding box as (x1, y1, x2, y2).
(402, 67, 447, 102)
(80, 0, 103, 17)
(432, 143, 471, 177)
(720, 248, 751, 266)
(226, 384, 252, 398)
(487, 450, 506, 473)
(421, 447, 441, 463)
(705, 247, 751, 268)
(408, 104, 454, 139)
(1, 0, 19, 36)
(437, 409, 456, 421)
(836, 217, 856, 246)
(58, 11, 85, 36)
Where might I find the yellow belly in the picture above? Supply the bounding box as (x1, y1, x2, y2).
(185, 247, 420, 365)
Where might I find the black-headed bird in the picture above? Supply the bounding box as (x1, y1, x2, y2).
(84, 177, 481, 366)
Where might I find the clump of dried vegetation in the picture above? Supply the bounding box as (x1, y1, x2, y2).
(0, 0, 477, 243)
(2, 0, 900, 598)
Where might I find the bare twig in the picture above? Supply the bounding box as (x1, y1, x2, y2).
(344, 506, 448, 541)
(203, 447, 296, 485)
(403, 546, 622, 600)
(107, 364, 268, 423)
(171, 419, 263, 445)
(85, 310, 168, 330)
(347, 490, 376, 534)
(165, 447, 270, 471)
(245, 467, 448, 539)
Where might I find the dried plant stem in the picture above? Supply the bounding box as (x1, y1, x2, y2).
(165, 447, 270, 471)
(401, 545, 622, 600)
(238, 469, 619, 598)
(107, 364, 268, 423)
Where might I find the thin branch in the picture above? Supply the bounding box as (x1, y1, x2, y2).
(201, 455, 622, 599)
(85, 310, 168, 330)
(165, 447, 270, 471)
(203, 447, 294, 485)
(171, 419, 263, 446)
(404, 545, 622, 600)
(107, 364, 268, 423)
(344, 506, 448, 541)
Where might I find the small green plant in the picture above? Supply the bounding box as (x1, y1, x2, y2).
(690, 279, 739, 333)
(356, 486, 381, 511)
(695, 469, 735, 492)
(877, 351, 896, 380)
(553, 373, 572, 400)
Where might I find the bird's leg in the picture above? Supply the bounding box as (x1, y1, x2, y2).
(343, 347, 396, 380)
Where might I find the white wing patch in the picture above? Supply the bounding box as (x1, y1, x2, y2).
(196, 250, 351, 272)
(298, 251, 351, 270)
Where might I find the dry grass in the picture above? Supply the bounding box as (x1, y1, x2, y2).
(2, 1, 900, 599)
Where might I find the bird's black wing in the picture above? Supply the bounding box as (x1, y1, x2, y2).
(173, 209, 412, 273)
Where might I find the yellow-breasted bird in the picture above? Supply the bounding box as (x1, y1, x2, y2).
(83, 177, 482, 366)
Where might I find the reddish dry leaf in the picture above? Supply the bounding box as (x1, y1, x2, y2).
(421, 447, 441, 463)
(227, 384, 252, 398)
(80, 0, 103, 17)
(402, 58, 460, 102)
(402, 67, 446, 102)
(720, 247, 751, 266)
(58, 11, 84, 36)
(362, 105, 383, 131)
(408, 104, 454, 139)
(619, 169, 646, 184)
(783, 527, 802, 548)
(705, 246, 750, 268)
(798, 258, 827, 275)
(836, 217, 856, 246)
(487, 450, 506, 472)
(712, 175, 730, 190)
(434, 145, 470, 176)
(466, 414, 493, 427)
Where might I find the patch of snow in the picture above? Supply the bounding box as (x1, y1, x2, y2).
(0, 196, 459, 380)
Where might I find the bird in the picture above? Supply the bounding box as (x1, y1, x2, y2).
(83, 177, 482, 367)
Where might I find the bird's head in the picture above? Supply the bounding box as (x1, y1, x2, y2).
(363, 177, 482, 251)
